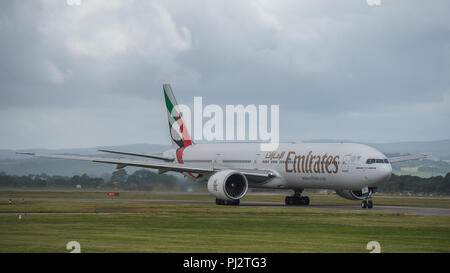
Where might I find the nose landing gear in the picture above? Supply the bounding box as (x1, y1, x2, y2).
(285, 189, 310, 206)
(361, 199, 373, 209)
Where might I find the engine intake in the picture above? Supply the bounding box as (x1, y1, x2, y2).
(207, 170, 248, 201)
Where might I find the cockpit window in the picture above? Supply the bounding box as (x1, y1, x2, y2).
(384, 159, 389, 163)
(376, 159, 384, 163)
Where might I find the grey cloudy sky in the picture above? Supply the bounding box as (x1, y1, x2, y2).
(0, 0, 449, 149)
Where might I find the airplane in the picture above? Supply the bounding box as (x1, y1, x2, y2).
(18, 84, 427, 208)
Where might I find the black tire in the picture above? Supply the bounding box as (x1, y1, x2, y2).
(367, 200, 373, 209)
(361, 200, 368, 208)
(302, 196, 310, 206)
(224, 199, 240, 206)
(285, 196, 310, 206)
(285, 196, 292, 206)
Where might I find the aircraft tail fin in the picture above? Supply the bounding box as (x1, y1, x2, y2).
(163, 84, 193, 149)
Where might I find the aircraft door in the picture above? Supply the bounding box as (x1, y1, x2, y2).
(342, 155, 351, 172)
(214, 153, 223, 167)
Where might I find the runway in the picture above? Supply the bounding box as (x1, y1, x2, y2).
(1, 197, 449, 216)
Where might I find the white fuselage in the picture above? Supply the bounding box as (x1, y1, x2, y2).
(171, 142, 392, 191)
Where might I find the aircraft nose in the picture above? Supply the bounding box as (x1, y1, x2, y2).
(378, 164, 392, 182)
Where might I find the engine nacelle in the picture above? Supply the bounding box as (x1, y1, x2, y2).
(335, 188, 374, 200)
(207, 170, 248, 201)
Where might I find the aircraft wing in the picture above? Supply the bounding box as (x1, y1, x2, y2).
(16, 152, 276, 179)
(17, 152, 213, 174)
(388, 154, 427, 163)
(98, 149, 174, 162)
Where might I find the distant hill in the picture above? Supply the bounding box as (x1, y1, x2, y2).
(303, 139, 450, 160)
(368, 139, 450, 161)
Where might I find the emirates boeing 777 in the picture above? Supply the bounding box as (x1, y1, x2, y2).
(19, 84, 426, 208)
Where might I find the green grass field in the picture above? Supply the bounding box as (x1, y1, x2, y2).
(0, 190, 449, 253)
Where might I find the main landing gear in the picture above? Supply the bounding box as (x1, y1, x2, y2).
(361, 199, 373, 209)
(285, 190, 310, 206)
(216, 198, 240, 206)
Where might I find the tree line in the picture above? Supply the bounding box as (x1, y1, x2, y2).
(0, 169, 187, 191)
(378, 173, 450, 194)
(0, 170, 449, 194)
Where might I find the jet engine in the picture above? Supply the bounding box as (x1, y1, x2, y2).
(207, 170, 248, 202)
(335, 188, 375, 200)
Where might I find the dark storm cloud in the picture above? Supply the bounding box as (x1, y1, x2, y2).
(0, 0, 449, 148)
(172, 0, 450, 112)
